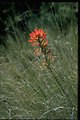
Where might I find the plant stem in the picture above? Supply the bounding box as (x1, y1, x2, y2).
(45, 52, 75, 107)
(39, 40, 75, 107)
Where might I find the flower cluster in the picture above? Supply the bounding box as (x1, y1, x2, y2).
(28, 28, 48, 47)
(28, 28, 56, 69)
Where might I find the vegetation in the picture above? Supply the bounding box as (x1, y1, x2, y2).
(0, 2, 78, 119)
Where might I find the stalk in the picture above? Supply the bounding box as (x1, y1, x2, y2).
(40, 45, 75, 108)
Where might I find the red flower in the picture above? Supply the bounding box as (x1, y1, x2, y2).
(28, 28, 55, 64)
(28, 28, 47, 46)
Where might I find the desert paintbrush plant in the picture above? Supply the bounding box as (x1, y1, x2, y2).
(28, 28, 75, 108)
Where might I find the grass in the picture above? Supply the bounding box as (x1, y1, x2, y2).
(0, 3, 78, 119)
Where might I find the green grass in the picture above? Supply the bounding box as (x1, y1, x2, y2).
(0, 3, 78, 119)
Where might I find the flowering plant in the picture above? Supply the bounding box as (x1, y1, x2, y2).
(27, 28, 74, 107)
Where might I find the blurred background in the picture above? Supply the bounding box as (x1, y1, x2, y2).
(0, 1, 41, 35)
(0, 2, 78, 36)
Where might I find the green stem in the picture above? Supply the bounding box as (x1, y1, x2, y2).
(38, 40, 75, 107)
(43, 50, 75, 107)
